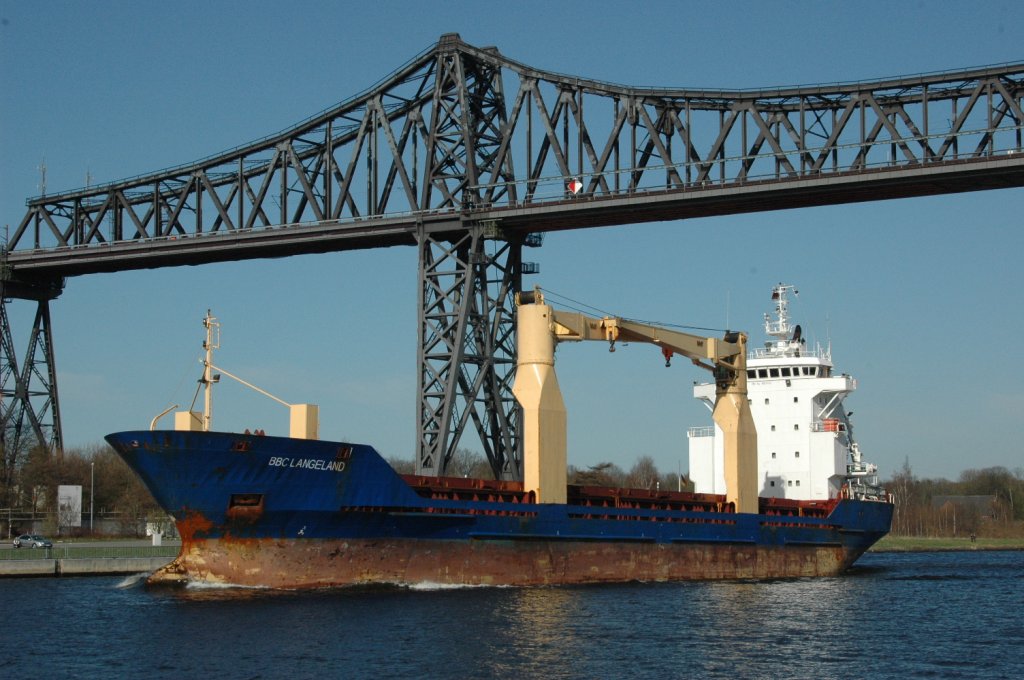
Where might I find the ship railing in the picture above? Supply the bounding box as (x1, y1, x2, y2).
(810, 420, 847, 433)
(846, 479, 890, 503)
(748, 345, 831, 360)
(0, 545, 180, 561)
(687, 426, 715, 438)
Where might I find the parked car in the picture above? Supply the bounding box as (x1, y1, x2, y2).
(12, 534, 53, 549)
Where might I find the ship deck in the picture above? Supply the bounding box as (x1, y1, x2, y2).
(400, 474, 838, 519)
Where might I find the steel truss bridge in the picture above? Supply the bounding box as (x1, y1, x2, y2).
(3, 33, 1022, 479)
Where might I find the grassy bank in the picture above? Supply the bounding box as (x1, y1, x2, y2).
(870, 535, 1024, 552)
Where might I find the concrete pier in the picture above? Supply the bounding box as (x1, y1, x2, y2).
(0, 556, 173, 577)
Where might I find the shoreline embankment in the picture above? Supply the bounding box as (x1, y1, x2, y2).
(0, 540, 178, 577)
(869, 535, 1024, 552)
(0, 556, 174, 577)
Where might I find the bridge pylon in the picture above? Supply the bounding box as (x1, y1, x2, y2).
(0, 269, 65, 490)
(416, 221, 526, 480)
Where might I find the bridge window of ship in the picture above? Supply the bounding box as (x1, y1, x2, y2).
(757, 369, 768, 378)
(781, 367, 792, 377)
(748, 370, 756, 378)
(769, 368, 780, 378)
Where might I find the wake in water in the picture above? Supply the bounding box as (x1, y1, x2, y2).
(114, 573, 149, 589)
(406, 581, 508, 591)
(184, 580, 269, 591)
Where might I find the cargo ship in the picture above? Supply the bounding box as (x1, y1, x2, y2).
(106, 290, 892, 589)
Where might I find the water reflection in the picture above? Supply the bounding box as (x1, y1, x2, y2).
(475, 587, 583, 677)
(2, 552, 1018, 679)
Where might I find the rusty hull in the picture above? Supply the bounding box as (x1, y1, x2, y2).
(148, 535, 858, 589)
(105, 430, 889, 589)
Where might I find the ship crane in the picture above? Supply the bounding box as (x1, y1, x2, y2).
(513, 288, 758, 513)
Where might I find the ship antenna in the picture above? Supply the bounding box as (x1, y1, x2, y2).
(201, 310, 221, 431)
(725, 289, 730, 329)
(765, 283, 795, 342)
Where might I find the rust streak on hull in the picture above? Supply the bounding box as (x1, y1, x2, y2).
(148, 537, 858, 589)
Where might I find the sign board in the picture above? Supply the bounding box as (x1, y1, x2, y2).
(58, 485, 83, 528)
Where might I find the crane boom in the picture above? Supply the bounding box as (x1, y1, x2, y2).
(513, 289, 758, 513)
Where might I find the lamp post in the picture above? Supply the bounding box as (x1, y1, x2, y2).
(90, 461, 94, 534)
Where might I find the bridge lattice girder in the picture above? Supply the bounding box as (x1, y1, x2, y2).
(8, 34, 1023, 255)
(3, 33, 1023, 473)
(0, 282, 63, 472)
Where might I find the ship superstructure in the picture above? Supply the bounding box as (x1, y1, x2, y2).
(688, 284, 883, 501)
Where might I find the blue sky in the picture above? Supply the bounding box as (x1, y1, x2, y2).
(1, 0, 1021, 481)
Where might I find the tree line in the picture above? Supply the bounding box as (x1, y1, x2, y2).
(1, 442, 161, 537)
(389, 450, 695, 492)
(885, 459, 1024, 538)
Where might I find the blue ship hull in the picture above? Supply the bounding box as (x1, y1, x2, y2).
(106, 430, 893, 588)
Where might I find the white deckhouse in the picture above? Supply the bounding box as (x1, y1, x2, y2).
(688, 284, 881, 501)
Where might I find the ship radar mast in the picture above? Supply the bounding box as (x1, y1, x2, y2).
(764, 284, 797, 342)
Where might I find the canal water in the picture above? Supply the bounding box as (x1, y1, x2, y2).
(0, 550, 1020, 679)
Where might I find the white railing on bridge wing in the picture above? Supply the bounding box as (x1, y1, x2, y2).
(689, 421, 847, 437)
(810, 420, 847, 433)
(748, 346, 831, 360)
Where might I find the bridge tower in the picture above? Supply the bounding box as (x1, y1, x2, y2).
(0, 263, 64, 492)
(415, 36, 528, 480)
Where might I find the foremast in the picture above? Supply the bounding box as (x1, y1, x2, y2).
(201, 310, 220, 432)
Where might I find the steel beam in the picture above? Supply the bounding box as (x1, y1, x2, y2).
(7, 35, 1020, 257)
(0, 277, 64, 495)
(415, 223, 522, 479)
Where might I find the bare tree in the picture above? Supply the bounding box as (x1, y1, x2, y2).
(446, 448, 490, 478)
(570, 462, 626, 487)
(626, 456, 660, 490)
(660, 471, 693, 493)
(387, 456, 415, 474)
